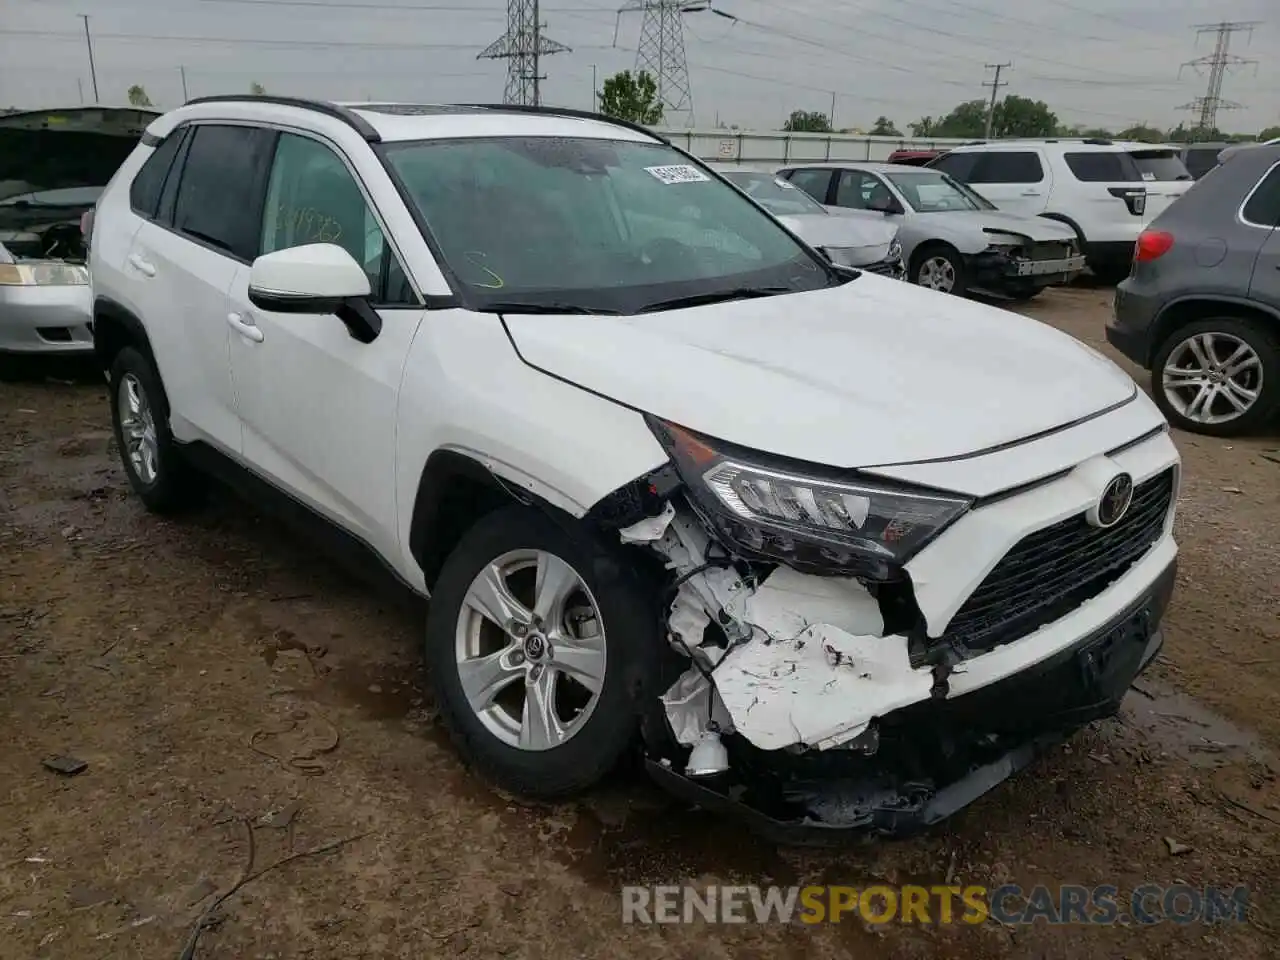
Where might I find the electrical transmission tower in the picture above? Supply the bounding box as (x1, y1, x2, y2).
(478, 0, 571, 106)
(616, 1, 711, 126)
(1177, 20, 1260, 133)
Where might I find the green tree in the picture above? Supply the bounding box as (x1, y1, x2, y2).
(908, 116, 938, 137)
(1256, 126, 1280, 141)
(250, 81, 267, 95)
(1117, 124, 1165, 142)
(783, 109, 832, 133)
(932, 100, 987, 138)
(1077, 127, 1113, 139)
(1168, 123, 1226, 143)
(598, 70, 663, 126)
(127, 84, 153, 108)
(869, 115, 901, 137)
(989, 95, 1058, 138)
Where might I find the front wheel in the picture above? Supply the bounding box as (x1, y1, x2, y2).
(424, 505, 660, 798)
(911, 245, 967, 296)
(1151, 318, 1280, 436)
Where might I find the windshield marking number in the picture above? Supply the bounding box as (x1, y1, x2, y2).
(644, 164, 711, 185)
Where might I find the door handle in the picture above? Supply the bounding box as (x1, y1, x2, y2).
(1020, 191, 1042, 197)
(127, 253, 156, 277)
(227, 312, 264, 343)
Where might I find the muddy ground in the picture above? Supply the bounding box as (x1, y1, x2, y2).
(2, 286, 1279, 959)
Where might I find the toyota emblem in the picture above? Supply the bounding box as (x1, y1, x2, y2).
(1090, 473, 1135, 528)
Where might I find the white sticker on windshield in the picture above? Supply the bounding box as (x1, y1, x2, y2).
(645, 164, 711, 185)
(1141, 171, 1156, 181)
(774, 177, 796, 189)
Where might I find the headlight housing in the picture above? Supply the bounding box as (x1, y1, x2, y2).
(887, 238, 902, 262)
(820, 245, 863, 268)
(0, 261, 89, 286)
(649, 418, 972, 577)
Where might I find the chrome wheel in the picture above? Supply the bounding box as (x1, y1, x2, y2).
(917, 255, 956, 292)
(117, 373, 159, 485)
(454, 549, 606, 752)
(1161, 332, 1263, 426)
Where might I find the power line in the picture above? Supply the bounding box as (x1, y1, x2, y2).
(479, 0, 571, 105)
(982, 61, 1009, 139)
(1177, 20, 1261, 133)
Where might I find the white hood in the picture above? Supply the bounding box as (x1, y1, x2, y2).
(503, 276, 1136, 468)
(776, 212, 896, 256)
(923, 210, 1079, 244)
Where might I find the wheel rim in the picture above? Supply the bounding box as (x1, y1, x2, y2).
(1161, 331, 1263, 426)
(917, 255, 955, 292)
(117, 373, 159, 485)
(454, 549, 607, 752)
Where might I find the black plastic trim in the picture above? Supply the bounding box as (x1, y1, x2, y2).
(140, 130, 163, 147)
(183, 94, 382, 142)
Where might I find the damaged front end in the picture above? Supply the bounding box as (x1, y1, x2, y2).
(589, 417, 1174, 843)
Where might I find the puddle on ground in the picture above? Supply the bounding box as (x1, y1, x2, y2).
(326, 660, 424, 721)
(1120, 678, 1265, 768)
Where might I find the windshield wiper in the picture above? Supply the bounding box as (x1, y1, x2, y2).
(635, 285, 798, 314)
(478, 301, 624, 316)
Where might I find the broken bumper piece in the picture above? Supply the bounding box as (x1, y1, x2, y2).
(647, 560, 1175, 844)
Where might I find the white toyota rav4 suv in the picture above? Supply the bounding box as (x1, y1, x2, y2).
(88, 97, 1180, 840)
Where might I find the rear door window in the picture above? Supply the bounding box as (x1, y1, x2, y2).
(1127, 149, 1192, 182)
(1063, 151, 1142, 183)
(782, 168, 833, 203)
(968, 151, 1044, 184)
(172, 124, 276, 261)
(129, 128, 186, 218)
(928, 151, 977, 181)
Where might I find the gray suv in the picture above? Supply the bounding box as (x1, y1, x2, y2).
(1108, 142, 1280, 436)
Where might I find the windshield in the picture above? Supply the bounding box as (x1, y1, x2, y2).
(720, 170, 827, 216)
(883, 170, 996, 212)
(380, 137, 834, 313)
(1127, 149, 1192, 181)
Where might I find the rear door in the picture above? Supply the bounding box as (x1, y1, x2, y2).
(962, 150, 1049, 216)
(126, 122, 275, 453)
(1060, 149, 1147, 232)
(779, 168, 835, 204)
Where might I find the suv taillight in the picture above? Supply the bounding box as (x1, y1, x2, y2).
(1134, 229, 1174, 262)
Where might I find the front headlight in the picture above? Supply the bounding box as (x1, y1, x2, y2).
(649, 418, 972, 577)
(820, 245, 861, 268)
(887, 238, 902, 262)
(0, 261, 89, 286)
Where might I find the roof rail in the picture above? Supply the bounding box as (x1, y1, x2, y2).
(459, 103, 669, 144)
(182, 94, 381, 142)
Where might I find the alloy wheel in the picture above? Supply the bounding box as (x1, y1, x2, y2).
(118, 372, 160, 485)
(1161, 331, 1263, 427)
(917, 255, 956, 292)
(454, 549, 607, 751)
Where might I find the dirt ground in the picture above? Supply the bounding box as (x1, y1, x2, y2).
(2, 285, 1279, 959)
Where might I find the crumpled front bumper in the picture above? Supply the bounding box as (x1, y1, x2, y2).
(967, 249, 1087, 292)
(648, 559, 1174, 844)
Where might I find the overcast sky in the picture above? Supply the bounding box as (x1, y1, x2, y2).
(1, 0, 1276, 134)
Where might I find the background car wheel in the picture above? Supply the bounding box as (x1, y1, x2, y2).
(1151, 317, 1280, 436)
(911, 244, 967, 296)
(1004, 285, 1042, 302)
(108, 346, 203, 512)
(424, 504, 661, 799)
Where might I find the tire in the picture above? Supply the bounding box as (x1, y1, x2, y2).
(107, 345, 203, 512)
(1150, 317, 1280, 437)
(424, 504, 661, 798)
(0, 353, 35, 382)
(910, 244, 967, 296)
(1004, 285, 1042, 303)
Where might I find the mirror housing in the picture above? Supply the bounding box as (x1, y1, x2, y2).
(248, 243, 381, 343)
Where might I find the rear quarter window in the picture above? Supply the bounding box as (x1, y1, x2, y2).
(1128, 149, 1191, 182)
(129, 129, 186, 218)
(1063, 151, 1142, 183)
(1242, 163, 1280, 227)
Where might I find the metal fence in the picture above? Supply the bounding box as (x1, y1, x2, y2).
(655, 128, 971, 166)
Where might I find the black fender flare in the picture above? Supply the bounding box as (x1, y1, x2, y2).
(1038, 212, 1087, 247)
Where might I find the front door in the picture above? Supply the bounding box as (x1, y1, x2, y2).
(226, 131, 424, 559)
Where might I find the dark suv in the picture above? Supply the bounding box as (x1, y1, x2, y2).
(1108, 142, 1280, 436)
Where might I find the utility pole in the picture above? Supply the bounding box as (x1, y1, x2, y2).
(77, 78, 85, 104)
(80, 15, 99, 104)
(982, 62, 1010, 139)
(1178, 21, 1260, 135)
(829, 90, 836, 131)
(478, 0, 570, 106)
(179, 65, 189, 102)
(591, 63, 597, 110)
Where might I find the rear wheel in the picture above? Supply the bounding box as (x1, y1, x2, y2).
(107, 346, 204, 512)
(1151, 317, 1280, 436)
(424, 505, 660, 798)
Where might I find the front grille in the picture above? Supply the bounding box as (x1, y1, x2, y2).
(939, 467, 1175, 654)
(1025, 240, 1074, 261)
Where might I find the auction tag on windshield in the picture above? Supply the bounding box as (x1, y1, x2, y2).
(645, 164, 711, 185)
